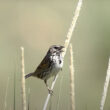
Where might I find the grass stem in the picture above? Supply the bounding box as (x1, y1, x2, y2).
(100, 58, 110, 110)
(4, 77, 10, 110)
(69, 44, 75, 110)
(21, 47, 26, 110)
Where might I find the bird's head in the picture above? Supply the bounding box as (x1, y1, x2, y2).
(49, 45, 64, 55)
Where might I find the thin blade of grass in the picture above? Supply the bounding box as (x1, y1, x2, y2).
(100, 58, 110, 110)
(4, 77, 10, 110)
(13, 71, 16, 110)
(27, 88, 30, 110)
(69, 44, 75, 110)
(43, 75, 58, 110)
(56, 76, 63, 110)
(21, 47, 26, 110)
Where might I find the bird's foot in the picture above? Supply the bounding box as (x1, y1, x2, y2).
(48, 88, 53, 95)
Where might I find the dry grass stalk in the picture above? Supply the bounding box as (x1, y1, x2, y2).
(100, 58, 110, 110)
(4, 77, 10, 110)
(13, 71, 16, 110)
(43, 75, 58, 110)
(69, 44, 75, 110)
(43, 0, 83, 110)
(21, 47, 26, 110)
(62, 0, 83, 58)
(56, 76, 63, 110)
(27, 88, 30, 110)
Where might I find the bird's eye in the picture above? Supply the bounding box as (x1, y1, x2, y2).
(54, 47, 58, 49)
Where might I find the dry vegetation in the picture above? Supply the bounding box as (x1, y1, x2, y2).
(3, 0, 110, 110)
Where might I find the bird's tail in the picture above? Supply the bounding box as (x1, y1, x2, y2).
(25, 73, 33, 79)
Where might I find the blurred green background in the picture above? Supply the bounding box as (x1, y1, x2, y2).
(0, 0, 110, 110)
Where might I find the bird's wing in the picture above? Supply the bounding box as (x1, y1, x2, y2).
(34, 54, 52, 78)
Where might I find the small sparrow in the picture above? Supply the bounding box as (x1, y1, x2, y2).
(25, 45, 64, 94)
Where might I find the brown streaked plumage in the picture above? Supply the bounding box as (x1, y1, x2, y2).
(25, 45, 64, 94)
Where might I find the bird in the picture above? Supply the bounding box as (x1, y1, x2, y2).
(25, 45, 64, 94)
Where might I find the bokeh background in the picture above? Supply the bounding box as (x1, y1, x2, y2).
(0, 0, 110, 110)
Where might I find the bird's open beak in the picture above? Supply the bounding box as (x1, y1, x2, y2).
(59, 46, 64, 52)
